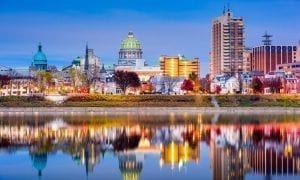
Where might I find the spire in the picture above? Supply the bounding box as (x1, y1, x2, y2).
(86, 42, 88, 54)
(227, 3, 230, 12)
(223, 6, 226, 15)
(84, 42, 89, 71)
(38, 42, 42, 52)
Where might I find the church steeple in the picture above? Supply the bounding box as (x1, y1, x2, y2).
(84, 42, 89, 71)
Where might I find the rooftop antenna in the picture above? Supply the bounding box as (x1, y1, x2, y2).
(223, 6, 226, 15)
(262, 31, 272, 45)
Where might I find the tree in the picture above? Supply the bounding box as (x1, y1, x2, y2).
(252, 77, 263, 94)
(264, 77, 282, 94)
(35, 71, 53, 93)
(215, 85, 222, 94)
(140, 82, 154, 93)
(82, 64, 100, 93)
(68, 67, 84, 92)
(0, 75, 10, 88)
(114, 70, 141, 94)
(188, 72, 199, 92)
(200, 74, 211, 93)
(181, 79, 194, 94)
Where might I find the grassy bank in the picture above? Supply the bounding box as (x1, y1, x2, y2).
(0, 94, 300, 107)
(0, 96, 55, 107)
(215, 94, 300, 107)
(63, 94, 212, 107)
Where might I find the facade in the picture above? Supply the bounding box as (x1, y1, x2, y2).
(160, 55, 200, 79)
(0, 67, 35, 96)
(115, 66, 162, 82)
(277, 62, 300, 79)
(118, 31, 144, 66)
(243, 48, 252, 72)
(210, 9, 244, 78)
(31, 43, 47, 71)
(240, 71, 265, 94)
(250, 45, 297, 74)
(210, 75, 240, 94)
(0, 76, 35, 96)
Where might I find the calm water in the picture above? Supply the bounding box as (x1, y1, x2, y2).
(1, 113, 300, 180)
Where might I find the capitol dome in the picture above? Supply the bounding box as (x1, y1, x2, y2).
(118, 32, 143, 66)
(32, 43, 47, 71)
(121, 31, 141, 49)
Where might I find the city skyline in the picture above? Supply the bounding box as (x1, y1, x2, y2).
(1, 0, 300, 76)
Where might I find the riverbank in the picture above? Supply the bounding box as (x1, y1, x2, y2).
(1, 107, 300, 115)
(0, 94, 299, 108)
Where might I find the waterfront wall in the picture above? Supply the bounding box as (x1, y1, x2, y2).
(0, 107, 300, 115)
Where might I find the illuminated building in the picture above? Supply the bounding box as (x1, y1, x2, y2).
(116, 31, 162, 82)
(115, 65, 162, 81)
(210, 7, 244, 78)
(159, 55, 200, 78)
(118, 31, 144, 66)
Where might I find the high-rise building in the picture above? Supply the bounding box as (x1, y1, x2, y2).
(210, 8, 244, 78)
(160, 55, 200, 78)
(118, 31, 144, 66)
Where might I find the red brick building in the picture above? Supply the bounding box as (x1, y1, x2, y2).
(250, 45, 297, 74)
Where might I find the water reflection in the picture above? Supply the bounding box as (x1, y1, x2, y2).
(1, 114, 300, 179)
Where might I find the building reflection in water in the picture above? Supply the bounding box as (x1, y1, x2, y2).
(209, 124, 300, 179)
(1, 114, 300, 179)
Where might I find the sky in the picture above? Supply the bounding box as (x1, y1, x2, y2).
(0, 0, 299, 76)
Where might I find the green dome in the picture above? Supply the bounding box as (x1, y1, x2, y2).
(33, 43, 47, 63)
(121, 32, 141, 49)
(32, 43, 47, 71)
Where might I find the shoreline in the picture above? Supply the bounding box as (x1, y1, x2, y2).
(0, 107, 300, 115)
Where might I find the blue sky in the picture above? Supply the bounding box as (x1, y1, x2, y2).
(0, 0, 299, 76)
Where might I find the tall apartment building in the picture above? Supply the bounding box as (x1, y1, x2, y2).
(210, 9, 244, 78)
(160, 55, 200, 79)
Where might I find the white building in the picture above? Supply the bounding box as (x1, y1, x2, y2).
(211, 75, 240, 94)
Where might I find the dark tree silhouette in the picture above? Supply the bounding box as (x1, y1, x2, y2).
(252, 77, 263, 94)
(113, 132, 141, 151)
(114, 70, 141, 94)
(264, 77, 282, 94)
(0, 75, 10, 88)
